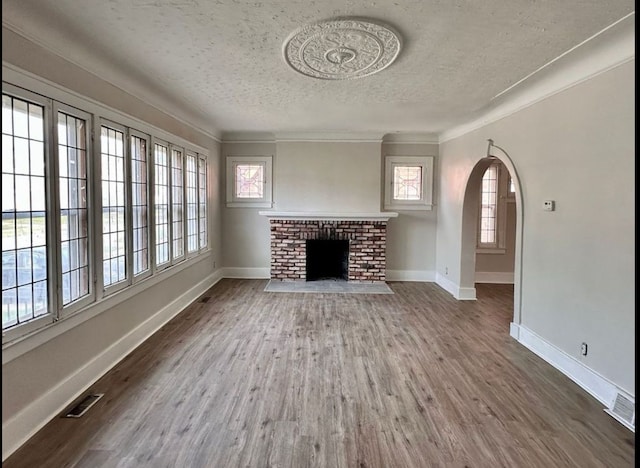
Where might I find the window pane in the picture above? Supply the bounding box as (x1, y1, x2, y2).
(2, 94, 50, 330)
(131, 135, 149, 275)
(198, 157, 207, 249)
(235, 164, 264, 198)
(393, 165, 422, 201)
(186, 153, 198, 253)
(154, 143, 170, 266)
(171, 148, 184, 259)
(101, 126, 127, 286)
(479, 165, 498, 245)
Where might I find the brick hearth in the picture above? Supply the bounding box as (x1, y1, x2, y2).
(269, 219, 387, 282)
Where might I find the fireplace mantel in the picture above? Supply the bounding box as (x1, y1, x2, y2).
(258, 211, 398, 221)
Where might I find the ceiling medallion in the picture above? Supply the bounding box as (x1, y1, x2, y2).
(283, 18, 402, 80)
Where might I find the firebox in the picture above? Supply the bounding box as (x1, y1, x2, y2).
(306, 239, 349, 281)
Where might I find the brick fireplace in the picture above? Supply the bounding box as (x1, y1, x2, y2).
(260, 212, 398, 283)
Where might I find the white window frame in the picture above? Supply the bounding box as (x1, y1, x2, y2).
(129, 129, 153, 282)
(185, 151, 200, 257)
(170, 144, 187, 264)
(2, 66, 211, 349)
(198, 154, 208, 250)
(152, 138, 172, 272)
(384, 155, 434, 210)
(476, 162, 509, 254)
(2, 84, 57, 341)
(97, 119, 130, 296)
(55, 103, 96, 316)
(226, 155, 273, 208)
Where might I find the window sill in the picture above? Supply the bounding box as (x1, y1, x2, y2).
(226, 201, 272, 208)
(384, 203, 433, 211)
(476, 248, 507, 255)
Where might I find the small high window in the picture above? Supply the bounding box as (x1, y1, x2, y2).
(384, 156, 434, 210)
(226, 156, 272, 208)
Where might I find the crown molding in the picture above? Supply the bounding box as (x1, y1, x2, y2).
(382, 133, 439, 144)
(2, 23, 222, 143)
(275, 131, 384, 143)
(439, 12, 635, 144)
(221, 132, 276, 143)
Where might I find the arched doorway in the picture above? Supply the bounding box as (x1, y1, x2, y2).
(459, 140, 524, 335)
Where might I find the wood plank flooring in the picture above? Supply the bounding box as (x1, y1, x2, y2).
(4, 280, 635, 467)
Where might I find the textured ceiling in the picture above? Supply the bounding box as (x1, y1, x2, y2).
(1, 0, 635, 138)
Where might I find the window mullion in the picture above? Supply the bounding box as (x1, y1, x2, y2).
(149, 139, 157, 274)
(124, 128, 134, 286)
(182, 151, 188, 259)
(93, 118, 105, 301)
(46, 98, 62, 320)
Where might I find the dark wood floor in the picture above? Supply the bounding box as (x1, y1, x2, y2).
(4, 280, 635, 467)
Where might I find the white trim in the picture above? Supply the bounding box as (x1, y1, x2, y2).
(476, 248, 507, 255)
(509, 322, 520, 340)
(1, 269, 222, 462)
(439, 13, 635, 143)
(515, 324, 635, 431)
(2, 63, 217, 150)
(2, 27, 221, 142)
(258, 211, 399, 221)
(2, 252, 213, 363)
(385, 270, 435, 282)
(382, 133, 439, 144)
(275, 132, 383, 142)
(384, 156, 434, 211)
(435, 273, 477, 300)
(474, 271, 514, 284)
(225, 155, 273, 208)
(456, 287, 477, 300)
(605, 406, 636, 432)
(222, 267, 270, 279)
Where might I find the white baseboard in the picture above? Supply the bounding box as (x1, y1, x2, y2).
(510, 322, 520, 340)
(2, 270, 223, 462)
(513, 323, 634, 431)
(385, 270, 435, 282)
(475, 271, 514, 284)
(222, 267, 270, 279)
(435, 273, 477, 300)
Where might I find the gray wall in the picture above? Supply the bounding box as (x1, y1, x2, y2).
(2, 29, 222, 425)
(221, 142, 274, 271)
(437, 60, 635, 394)
(222, 140, 439, 277)
(475, 202, 517, 275)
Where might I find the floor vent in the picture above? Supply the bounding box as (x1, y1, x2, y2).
(199, 296, 211, 303)
(605, 393, 635, 432)
(63, 393, 104, 418)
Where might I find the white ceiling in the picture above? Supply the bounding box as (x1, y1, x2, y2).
(1, 0, 635, 139)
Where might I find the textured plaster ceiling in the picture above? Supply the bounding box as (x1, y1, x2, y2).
(1, 0, 635, 139)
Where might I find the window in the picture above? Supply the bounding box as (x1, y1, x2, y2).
(2, 76, 210, 341)
(171, 146, 185, 260)
(101, 123, 127, 288)
(477, 162, 511, 253)
(154, 141, 170, 268)
(2, 92, 50, 331)
(59, 109, 91, 306)
(226, 155, 272, 208)
(198, 156, 208, 249)
(186, 152, 199, 253)
(384, 156, 434, 210)
(130, 131, 150, 278)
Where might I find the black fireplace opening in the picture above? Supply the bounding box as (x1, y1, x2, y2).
(306, 240, 349, 281)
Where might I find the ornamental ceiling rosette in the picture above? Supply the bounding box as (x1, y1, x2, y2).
(283, 18, 402, 80)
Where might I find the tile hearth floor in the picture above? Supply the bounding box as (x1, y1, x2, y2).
(264, 279, 394, 294)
